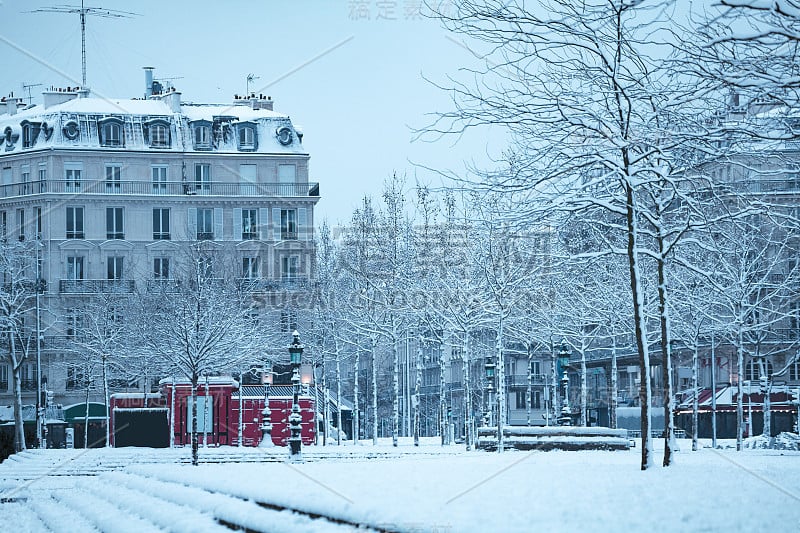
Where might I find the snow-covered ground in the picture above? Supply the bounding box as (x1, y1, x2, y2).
(1, 437, 798, 532)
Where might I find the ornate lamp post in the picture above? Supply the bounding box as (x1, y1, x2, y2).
(288, 330, 304, 461)
(484, 355, 496, 427)
(258, 361, 274, 448)
(558, 341, 572, 426)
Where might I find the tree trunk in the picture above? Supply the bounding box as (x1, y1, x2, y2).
(336, 348, 342, 446)
(353, 348, 360, 445)
(496, 318, 504, 453)
(657, 250, 677, 466)
(440, 341, 448, 446)
(692, 342, 699, 452)
(611, 336, 618, 429)
(83, 361, 91, 449)
(102, 354, 110, 447)
(762, 380, 772, 439)
(526, 343, 532, 427)
(736, 328, 744, 451)
(371, 345, 378, 445)
(191, 376, 199, 466)
(580, 347, 587, 427)
(414, 335, 422, 446)
(463, 331, 471, 450)
(11, 362, 26, 453)
(392, 337, 399, 447)
(624, 183, 653, 470)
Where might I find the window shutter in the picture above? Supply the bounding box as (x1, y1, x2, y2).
(272, 207, 281, 241)
(298, 207, 308, 241)
(214, 207, 224, 240)
(188, 208, 197, 240)
(259, 208, 268, 240)
(233, 208, 242, 240)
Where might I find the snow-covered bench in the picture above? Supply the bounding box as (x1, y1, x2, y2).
(476, 426, 631, 451)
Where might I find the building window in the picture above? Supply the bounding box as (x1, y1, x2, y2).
(66, 365, 85, 390)
(21, 363, 38, 391)
(281, 209, 297, 240)
(790, 361, 800, 381)
(531, 360, 541, 378)
(154, 257, 169, 279)
(66, 309, 84, 339)
(20, 165, 30, 195)
(515, 390, 526, 409)
(745, 359, 774, 382)
(22, 124, 35, 148)
(0, 364, 8, 392)
(532, 391, 541, 409)
(16, 208, 24, 241)
(38, 163, 47, 190)
(197, 208, 214, 240)
(195, 163, 211, 192)
(0, 211, 5, 240)
(152, 166, 168, 193)
(242, 257, 259, 279)
(153, 208, 170, 240)
(193, 124, 211, 149)
(65, 163, 82, 192)
(100, 120, 123, 147)
(280, 255, 299, 280)
(107, 256, 124, 280)
(106, 207, 124, 239)
(280, 309, 297, 332)
(67, 256, 84, 280)
(66, 207, 84, 239)
(238, 124, 256, 150)
(105, 164, 122, 193)
(149, 123, 169, 148)
(36, 207, 42, 240)
(241, 209, 258, 239)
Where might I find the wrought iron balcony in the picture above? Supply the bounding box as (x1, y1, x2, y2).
(59, 279, 136, 294)
(236, 277, 312, 292)
(146, 279, 182, 293)
(0, 180, 320, 198)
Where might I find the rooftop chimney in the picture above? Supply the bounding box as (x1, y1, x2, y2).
(144, 66, 154, 98)
(5, 95, 24, 115)
(42, 87, 79, 109)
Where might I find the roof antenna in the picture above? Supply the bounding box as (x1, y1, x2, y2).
(22, 82, 42, 105)
(246, 74, 260, 96)
(29, 1, 139, 87)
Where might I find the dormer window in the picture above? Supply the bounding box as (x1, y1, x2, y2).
(190, 120, 212, 150)
(145, 119, 170, 148)
(237, 122, 257, 151)
(20, 121, 41, 149)
(98, 117, 124, 147)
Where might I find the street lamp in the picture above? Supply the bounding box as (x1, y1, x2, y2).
(484, 355, 496, 427)
(558, 340, 572, 426)
(258, 360, 274, 448)
(288, 330, 304, 461)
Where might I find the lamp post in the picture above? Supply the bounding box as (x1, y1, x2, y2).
(288, 330, 304, 461)
(558, 341, 572, 426)
(258, 361, 274, 448)
(484, 355, 495, 427)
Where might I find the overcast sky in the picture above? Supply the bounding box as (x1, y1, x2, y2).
(0, 0, 503, 225)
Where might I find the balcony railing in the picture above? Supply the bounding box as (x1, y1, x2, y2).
(236, 277, 312, 292)
(59, 279, 136, 294)
(0, 180, 320, 198)
(146, 279, 182, 293)
(507, 374, 547, 387)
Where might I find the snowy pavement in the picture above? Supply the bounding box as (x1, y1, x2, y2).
(1, 437, 799, 532)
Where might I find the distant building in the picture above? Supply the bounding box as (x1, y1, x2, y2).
(0, 69, 320, 415)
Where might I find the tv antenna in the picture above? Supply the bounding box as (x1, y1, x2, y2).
(246, 73, 260, 95)
(22, 82, 42, 105)
(29, 1, 140, 87)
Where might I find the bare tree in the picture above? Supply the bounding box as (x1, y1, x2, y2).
(138, 244, 261, 465)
